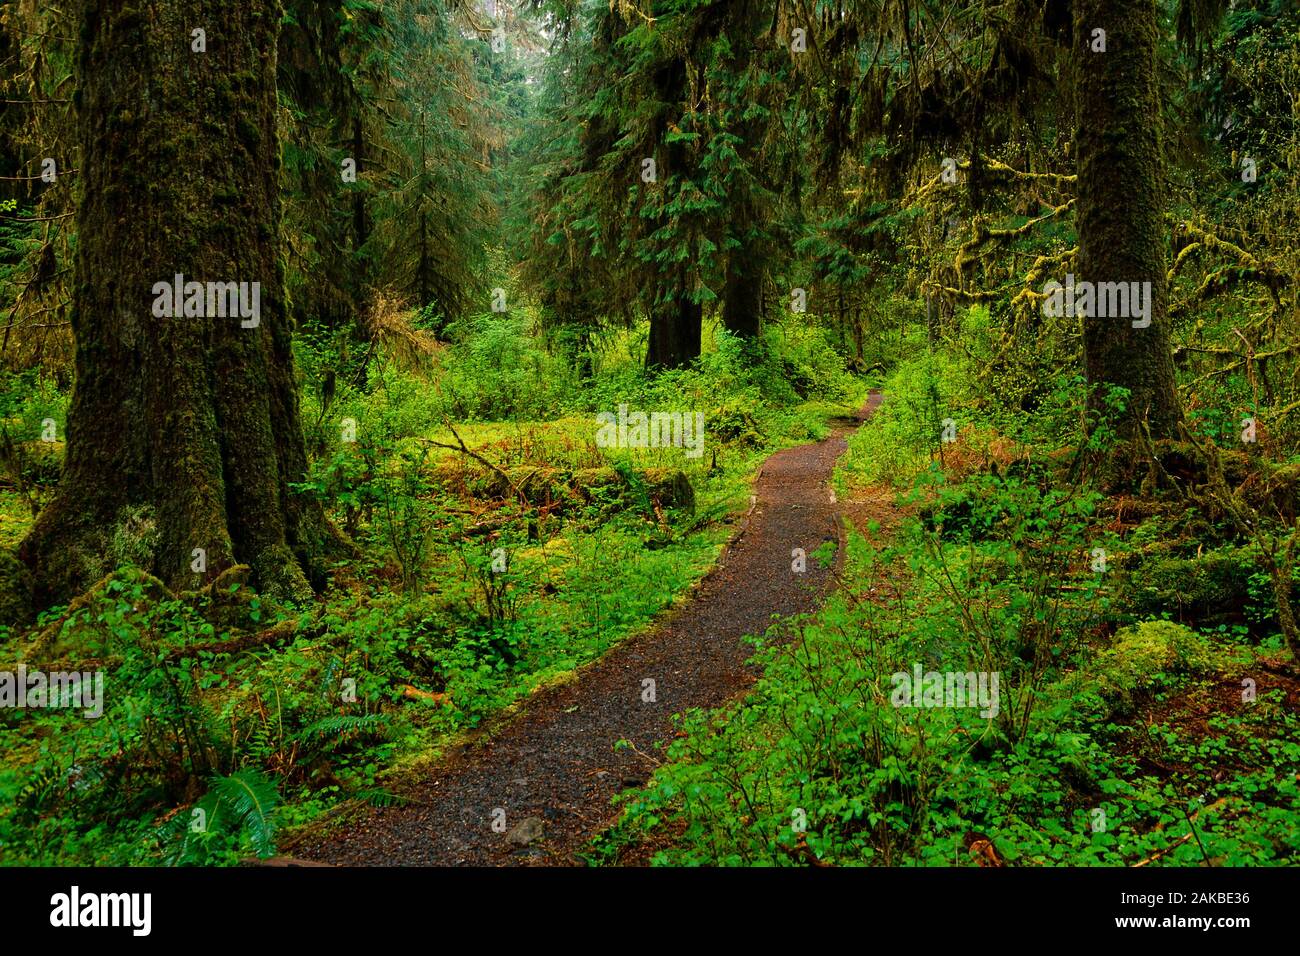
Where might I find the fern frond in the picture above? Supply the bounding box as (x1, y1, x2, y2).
(291, 713, 390, 748)
(353, 788, 414, 808)
(210, 769, 280, 858)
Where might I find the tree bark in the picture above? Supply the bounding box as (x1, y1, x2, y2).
(721, 255, 762, 340)
(720, 187, 763, 341)
(19, 0, 326, 608)
(1073, 0, 1183, 438)
(645, 291, 702, 370)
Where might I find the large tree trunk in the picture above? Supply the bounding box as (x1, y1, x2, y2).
(640, 58, 705, 373)
(645, 292, 702, 370)
(721, 250, 763, 340)
(721, 191, 763, 340)
(19, 0, 326, 608)
(1074, 0, 1182, 438)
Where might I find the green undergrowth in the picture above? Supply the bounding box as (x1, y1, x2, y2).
(602, 345, 1300, 867)
(605, 502, 1299, 866)
(0, 313, 864, 865)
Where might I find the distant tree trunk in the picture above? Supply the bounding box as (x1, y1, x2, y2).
(417, 111, 430, 307)
(836, 289, 846, 347)
(278, 0, 366, 335)
(1074, 0, 1182, 438)
(352, 113, 369, 254)
(721, 259, 762, 339)
(721, 199, 763, 339)
(19, 0, 326, 608)
(575, 326, 595, 380)
(417, 207, 430, 306)
(646, 292, 702, 369)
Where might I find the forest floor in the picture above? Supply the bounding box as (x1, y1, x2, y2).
(284, 393, 885, 865)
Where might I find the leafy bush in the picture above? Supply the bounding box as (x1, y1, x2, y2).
(841, 349, 975, 485)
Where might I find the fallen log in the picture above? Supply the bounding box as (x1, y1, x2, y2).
(428, 462, 695, 513)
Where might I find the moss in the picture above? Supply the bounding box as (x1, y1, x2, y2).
(251, 544, 313, 607)
(110, 504, 160, 570)
(707, 404, 764, 447)
(237, 118, 261, 151)
(0, 550, 34, 629)
(1049, 620, 1218, 721)
(178, 564, 262, 630)
(24, 567, 171, 662)
(111, 6, 144, 32)
(1119, 547, 1256, 629)
(645, 468, 696, 514)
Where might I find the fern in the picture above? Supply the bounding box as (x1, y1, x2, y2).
(353, 788, 414, 808)
(164, 769, 280, 865)
(291, 713, 390, 748)
(209, 770, 279, 858)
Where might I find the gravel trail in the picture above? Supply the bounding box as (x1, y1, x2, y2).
(292, 394, 882, 865)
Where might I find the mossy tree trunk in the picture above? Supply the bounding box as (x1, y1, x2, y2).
(1073, 0, 1183, 440)
(643, 136, 701, 368)
(19, 0, 326, 608)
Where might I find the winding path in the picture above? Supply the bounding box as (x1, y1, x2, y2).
(291, 393, 882, 865)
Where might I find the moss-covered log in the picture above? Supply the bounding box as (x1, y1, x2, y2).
(432, 463, 696, 513)
(17, 0, 327, 610)
(1115, 548, 1258, 630)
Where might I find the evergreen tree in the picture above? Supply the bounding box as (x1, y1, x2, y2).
(20, 0, 328, 606)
